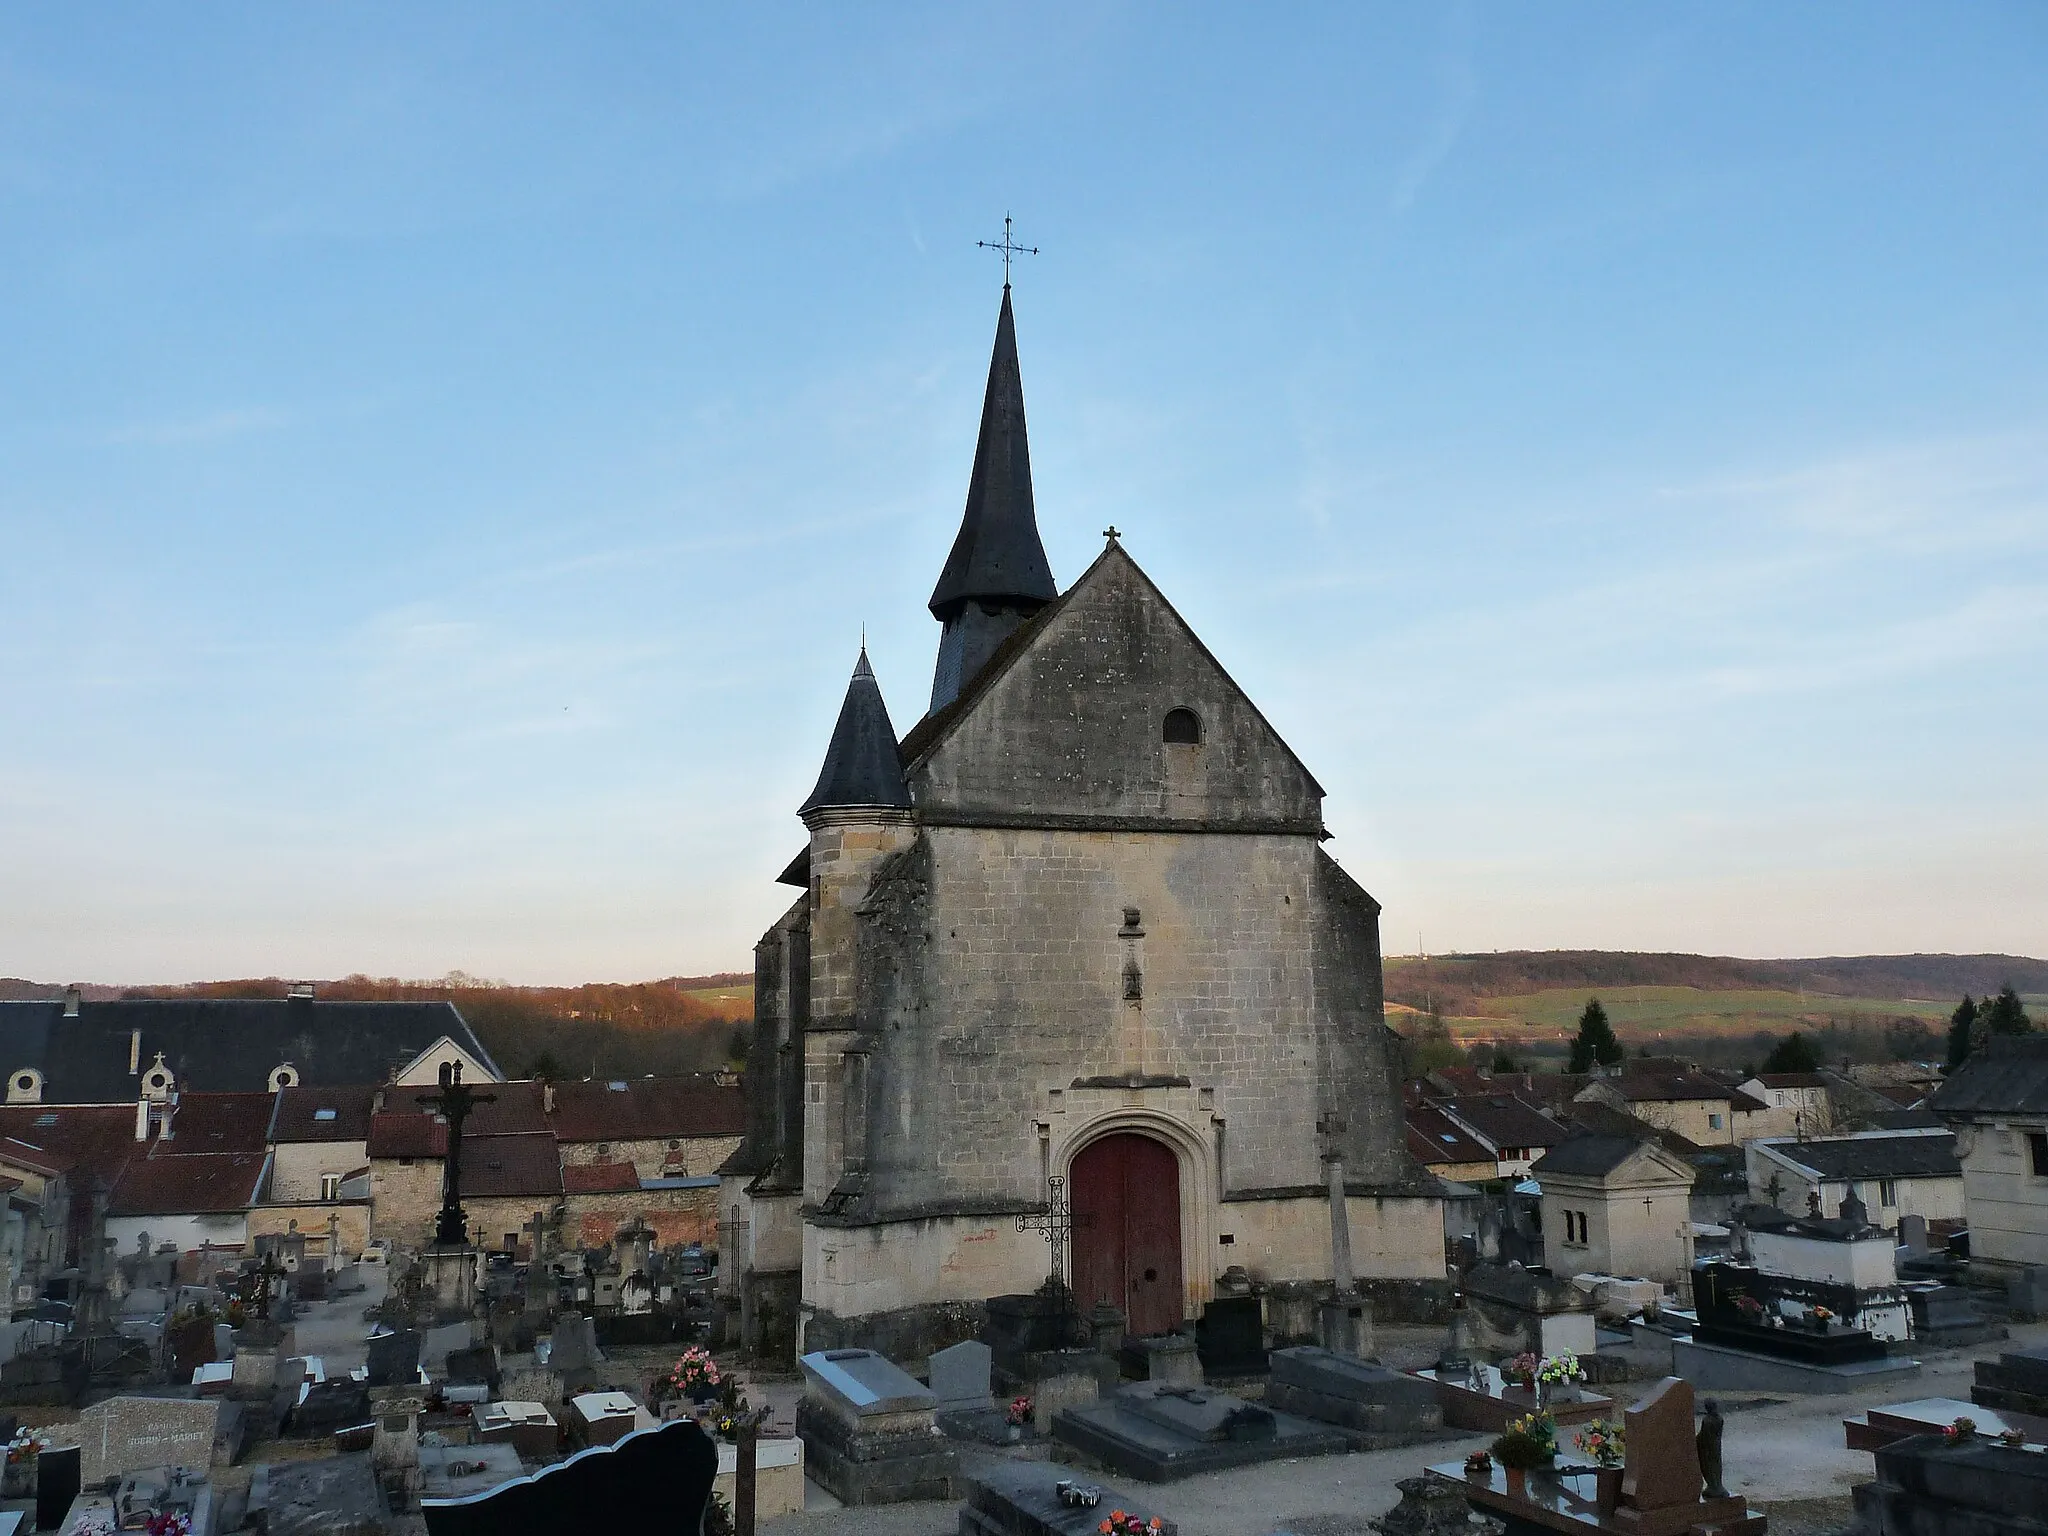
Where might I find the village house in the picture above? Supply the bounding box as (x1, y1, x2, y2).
(546, 1076, 744, 1180)
(1734, 1072, 1835, 1140)
(1572, 1064, 1764, 1147)
(1531, 1132, 1697, 1292)
(1432, 1095, 1571, 1179)
(1404, 1100, 1498, 1184)
(1930, 1034, 2048, 1275)
(1743, 1127, 1964, 1232)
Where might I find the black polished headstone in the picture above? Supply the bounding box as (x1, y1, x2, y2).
(293, 1379, 373, 1438)
(445, 1345, 502, 1394)
(1194, 1298, 1265, 1378)
(36, 1443, 80, 1532)
(366, 1328, 423, 1387)
(421, 1416, 718, 1536)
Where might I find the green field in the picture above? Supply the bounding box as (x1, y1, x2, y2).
(1389, 984, 1957, 1049)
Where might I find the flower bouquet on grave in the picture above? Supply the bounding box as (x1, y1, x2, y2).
(1098, 1511, 1162, 1536)
(1537, 1352, 1584, 1405)
(1573, 1419, 1626, 1514)
(1732, 1294, 1766, 1325)
(1006, 1395, 1034, 1437)
(2, 1429, 41, 1498)
(145, 1514, 194, 1536)
(2000, 1428, 2027, 1448)
(1943, 1416, 1977, 1444)
(650, 1345, 723, 1408)
(1505, 1352, 1540, 1392)
(1808, 1305, 1834, 1330)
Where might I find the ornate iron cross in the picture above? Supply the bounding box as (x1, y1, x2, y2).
(978, 214, 1039, 287)
(1018, 1174, 1079, 1286)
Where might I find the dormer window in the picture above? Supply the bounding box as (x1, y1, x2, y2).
(268, 1063, 301, 1092)
(1162, 708, 1202, 745)
(7, 1069, 42, 1105)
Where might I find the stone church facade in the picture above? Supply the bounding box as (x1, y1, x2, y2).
(721, 286, 1443, 1362)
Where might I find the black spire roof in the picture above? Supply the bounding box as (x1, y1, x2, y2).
(928, 286, 1058, 619)
(799, 648, 912, 815)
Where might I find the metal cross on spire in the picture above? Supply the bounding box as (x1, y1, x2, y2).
(978, 214, 1039, 287)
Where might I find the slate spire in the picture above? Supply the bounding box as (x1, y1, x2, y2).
(800, 648, 912, 816)
(927, 286, 1059, 711)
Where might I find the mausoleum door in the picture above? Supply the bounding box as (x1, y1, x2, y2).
(1070, 1132, 1183, 1337)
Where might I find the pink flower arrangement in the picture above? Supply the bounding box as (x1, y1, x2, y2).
(1006, 1395, 1034, 1428)
(651, 1345, 723, 1404)
(1099, 1512, 1162, 1536)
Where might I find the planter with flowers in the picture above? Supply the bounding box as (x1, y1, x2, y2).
(2000, 1428, 2028, 1449)
(1537, 1352, 1585, 1407)
(649, 1346, 724, 1412)
(1098, 1510, 1163, 1536)
(1572, 1418, 1626, 1513)
(1490, 1412, 1556, 1498)
(1005, 1396, 1034, 1443)
(2, 1429, 41, 1499)
(1503, 1352, 1540, 1394)
(1943, 1416, 1977, 1445)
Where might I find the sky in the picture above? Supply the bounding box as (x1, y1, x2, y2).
(2, 6, 2045, 985)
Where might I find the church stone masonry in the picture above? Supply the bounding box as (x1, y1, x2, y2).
(720, 284, 1443, 1364)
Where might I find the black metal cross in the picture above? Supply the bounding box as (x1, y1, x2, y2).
(978, 214, 1039, 287)
(1018, 1174, 1080, 1287)
(419, 1059, 497, 1249)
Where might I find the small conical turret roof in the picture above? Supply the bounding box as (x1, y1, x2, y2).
(928, 286, 1058, 619)
(799, 648, 912, 815)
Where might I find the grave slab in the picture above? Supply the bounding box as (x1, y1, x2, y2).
(959, 1460, 1177, 1536)
(72, 1396, 220, 1485)
(1671, 1336, 1922, 1395)
(1265, 1346, 1443, 1447)
(1971, 1344, 2048, 1417)
(797, 1348, 956, 1505)
(419, 1441, 524, 1502)
(1854, 1430, 2048, 1535)
(246, 1452, 387, 1536)
(1051, 1382, 1350, 1482)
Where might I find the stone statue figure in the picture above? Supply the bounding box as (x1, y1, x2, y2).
(1697, 1398, 1727, 1499)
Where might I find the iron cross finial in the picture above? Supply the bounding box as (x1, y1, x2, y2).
(978, 214, 1039, 288)
(1103, 525, 1120, 542)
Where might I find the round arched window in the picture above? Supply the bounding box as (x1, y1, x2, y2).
(268, 1064, 301, 1092)
(1162, 708, 1203, 745)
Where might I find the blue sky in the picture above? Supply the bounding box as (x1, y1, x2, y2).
(3, 6, 2044, 984)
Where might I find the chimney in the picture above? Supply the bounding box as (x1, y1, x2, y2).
(129, 1030, 142, 1075)
(372, 1087, 386, 1115)
(62, 986, 81, 1019)
(543, 1082, 556, 1115)
(288, 982, 315, 1002)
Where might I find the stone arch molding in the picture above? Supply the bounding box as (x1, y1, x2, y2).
(5, 1068, 41, 1105)
(1054, 1106, 1215, 1323)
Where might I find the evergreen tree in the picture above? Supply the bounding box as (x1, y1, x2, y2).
(1946, 994, 1978, 1072)
(1491, 1050, 1519, 1074)
(1762, 1032, 1821, 1075)
(1983, 984, 2034, 1039)
(1567, 998, 1624, 1073)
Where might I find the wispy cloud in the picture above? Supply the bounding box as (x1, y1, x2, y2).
(1391, 4, 1477, 213)
(103, 406, 291, 446)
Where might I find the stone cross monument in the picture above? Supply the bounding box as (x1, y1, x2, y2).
(419, 1060, 496, 1249)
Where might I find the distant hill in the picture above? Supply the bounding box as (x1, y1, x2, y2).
(1385, 951, 2048, 1017)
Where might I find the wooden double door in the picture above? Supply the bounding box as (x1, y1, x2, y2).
(1070, 1132, 1184, 1337)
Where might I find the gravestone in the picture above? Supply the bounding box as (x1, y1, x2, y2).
(959, 1461, 1177, 1536)
(1614, 1376, 1757, 1534)
(2007, 1266, 2048, 1321)
(421, 1416, 718, 1536)
(365, 1328, 422, 1388)
(1898, 1214, 1929, 1254)
(1194, 1297, 1265, 1379)
(1121, 1333, 1201, 1387)
(445, 1345, 501, 1396)
(797, 1348, 957, 1505)
(1971, 1344, 2048, 1417)
(930, 1340, 994, 1412)
(75, 1396, 221, 1485)
(37, 1443, 80, 1532)
(247, 1452, 387, 1536)
(293, 1379, 373, 1439)
(1906, 1284, 1999, 1348)
(1264, 1346, 1442, 1447)
(547, 1313, 604, 1382)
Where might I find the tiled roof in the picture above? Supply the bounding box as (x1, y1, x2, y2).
(160, 1093, 273, 1156)
(367, 1112, 447, 1160)
(1438, 1095, 1568, 1152)
(546, 1077, 745, 1143)
(1560, 1100, 1701, 1159)
(1404, 1104, 1493, 1168)
(1531, 1134, 1657, 1179)
(563, 1162, 641, 1194)
(269, 1084, 377, 1143)
(459, 1133, 563, 1198)
(1758, 1132, 1962, 1182)
(1756, 1073, 1829, 1089)
(1617, 1070, 1733, 1104)
(109, 1152, 268, 1216)
(0, 1104, 143, 1188)
(0, 998, 498, 1101)
(1930, 1036, 2048, 1117)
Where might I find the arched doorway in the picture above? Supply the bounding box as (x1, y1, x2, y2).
(1070, 1132, 1184, 1337)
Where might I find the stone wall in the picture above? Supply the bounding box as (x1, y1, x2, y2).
(1958, 1123, 2048, 1268)
(563, 1182, 718, 1250)
(271, 1139, 369, 1204)
(560, 1135, 742, 1181)
(248, 1202, 370, 1256)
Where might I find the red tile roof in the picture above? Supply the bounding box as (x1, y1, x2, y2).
(367, 1112, 448, 1160)
(161, 1092, 273, 1155)
(1405, 1103, 1494, 1168)
(563, 1161, 641, 1194)
(460, 1133, 564, 1198)
(109, 1152, 268, 1217)
(0, 1104, 142, 1187)
(1438, 1095, 1569, 1152)
(545, 1077, 745, 1143)
(269, 1084, 377, 1144)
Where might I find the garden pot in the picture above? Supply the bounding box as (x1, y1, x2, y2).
(689, 1383, 721, 1406)
(1549, 1381, 1581, 1405)
(1505, 1467, 1527, 1498)
(1005, 1425, 1022, 1444)
(1594, 1466, 1622, 1514)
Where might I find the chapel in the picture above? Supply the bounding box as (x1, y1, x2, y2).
(719, 282, 1442, 1362)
